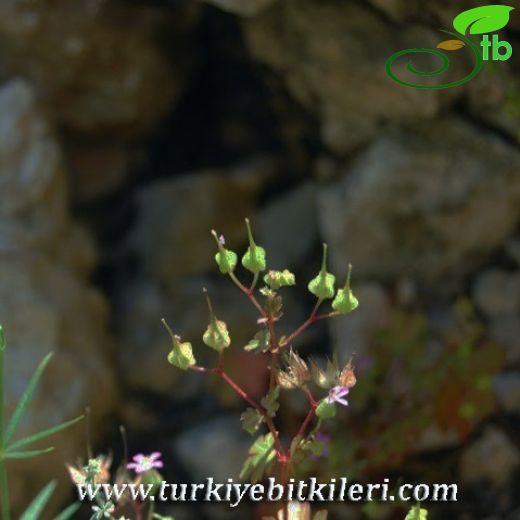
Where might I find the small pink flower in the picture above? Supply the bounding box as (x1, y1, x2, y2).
(327, 386, 349, 407)
(126, 452, 163, 474)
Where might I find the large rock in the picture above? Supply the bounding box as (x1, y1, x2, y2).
(0, 79, 115, 513)
(473, 269, 520, 365)
(244, 1, 457, 153)
(473, 269, 520, 317)
(172, 415, 252, 482)
(256, 182, 318, 270)
(129, 158, 275, 284)
(459, 427, 520, 487)
(0, 0, 183, 137)
(318, 118, 520, 288)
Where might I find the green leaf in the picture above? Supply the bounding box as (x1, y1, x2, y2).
(241, 218, 267, 274)
(211, 230, 238, 274)
(405, 505, 428, 520)
(4, 353, 53, 445)
(332, 264, 359, 314)
(5, 447, 54, 459)
(302, 436, 326, 457)
(163, 319, 196, 370)
(7, 415, 83, 451)
(240, 407, 263, 435)
(263, 270, 296, 290)
(20, 480, 56, 520)
(453, 5, 514, 35)
(239, 433, 276, 483)
(54, 503, 81, 520)
(244, 330, 271, 353)
(261, 386, 280, 418)
(315, 398, 336, 420)
(308, 244, 335, 300)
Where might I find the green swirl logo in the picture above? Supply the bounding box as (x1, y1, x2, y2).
(386, 5, 514, 90)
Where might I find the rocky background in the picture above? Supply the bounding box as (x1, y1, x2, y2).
(0, 0, 519, 518)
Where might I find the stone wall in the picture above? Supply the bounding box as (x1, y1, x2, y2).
(0, 0, 519, 518)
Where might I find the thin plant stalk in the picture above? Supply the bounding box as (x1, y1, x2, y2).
(0, 326, 10, 520)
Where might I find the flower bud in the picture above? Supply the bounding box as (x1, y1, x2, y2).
(307, 244, 335, 300)
(162, 319, 196, 370)
(138, 468, 163, 495)
(315, 398, 336, 420)
(211, 230, 238, 274)
(332, 264, 359, 314)
(202, 290, 231, 352)
(264, 269, 296, 290)
(241, 218, 266, 274)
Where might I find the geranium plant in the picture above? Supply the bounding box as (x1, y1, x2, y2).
(164, 219, 360, 519)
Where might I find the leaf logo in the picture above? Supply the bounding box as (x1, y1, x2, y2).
(437, 39, 466, 51)
(453, 5, 515, 35)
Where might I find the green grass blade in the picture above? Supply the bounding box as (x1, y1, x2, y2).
(4, 353, 53, 445)
(20, 480, 56, 520)
(53, 502, 81, 520)
(7, 415, 83, 451)
(5, 447, 54, 459)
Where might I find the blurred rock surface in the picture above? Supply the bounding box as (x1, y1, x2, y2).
(0, 79, 115, 512)
(318, 118, 520, 289)
(459, 426, 520, 487)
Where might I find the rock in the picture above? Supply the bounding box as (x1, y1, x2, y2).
(330, 283, 392, 361)
(459, 427, 520, 486)
(505, 237, 520, 267)
(0, 79, 115, 514)
(200, 0, 275, 16)
(473, 269, 520, 365)
(256, 182, 318, 269)
(130, 158, 275, 284)
(318, 118, 520, 288)
(1, 254, 116, 513)
(0, 0, 184, 137)
(493, 372, 520, 413)
(67, 143, 138, 203)
(473, 269, 520, 317)
(244, 1, 455, 153)
(490, 315, 520, 365)
(414, 425, 460, 452)
(173, 415, 252, 482)
(0, 79, 67, 253)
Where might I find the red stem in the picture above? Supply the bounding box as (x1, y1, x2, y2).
(191, 365, 286, 457)
(281, 299, 327, 347)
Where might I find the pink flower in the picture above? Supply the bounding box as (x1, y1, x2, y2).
(327, 386, 349, 407)
(126, 452, 163, 474)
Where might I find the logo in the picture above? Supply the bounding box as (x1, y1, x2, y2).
(386, 5, 514, 89)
